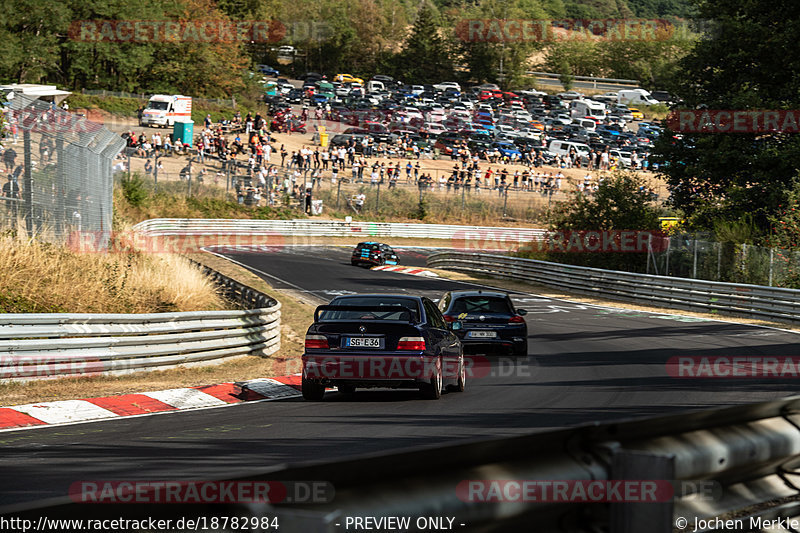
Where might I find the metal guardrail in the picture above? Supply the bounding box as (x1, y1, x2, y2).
(0, 261, 281, 381)
(427, 252, 800, 324)
(11, 395, 800, 532)
(132, 218, 548, 244)
(527, 71, 640, 85)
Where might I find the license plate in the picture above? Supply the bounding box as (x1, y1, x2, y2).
(468, 331, 497, 338)
(345, 337, 383, 348)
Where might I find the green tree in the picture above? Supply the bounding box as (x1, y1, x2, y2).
(518, 172, 662, 272)
(550, 171, 662, 231)
(394, 2, 454, 83)
(0, 0, 71, 83)
(454, 0, 547, 89)
(654, 0, 800, 233)
(517, 172, 664, 271)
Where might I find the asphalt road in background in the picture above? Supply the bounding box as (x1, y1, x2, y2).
(2, 246, 799, 509)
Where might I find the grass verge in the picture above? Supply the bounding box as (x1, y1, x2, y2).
(0, 251, 314, 407)
(0, 225, 225, 314)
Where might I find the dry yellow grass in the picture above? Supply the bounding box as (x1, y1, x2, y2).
(0, 251, 313, 406)
(0, 223, 226, 314)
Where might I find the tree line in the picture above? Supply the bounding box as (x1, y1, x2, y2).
(0, 0, 692, 96)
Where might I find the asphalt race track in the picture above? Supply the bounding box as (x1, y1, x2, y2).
(2, 245, 800, 510)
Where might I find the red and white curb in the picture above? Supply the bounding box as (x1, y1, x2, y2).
(0, 375, 301, 432)
(371, 265, 439, 277)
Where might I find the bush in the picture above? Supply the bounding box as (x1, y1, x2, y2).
(120, 173, 148, 207)
(515, 171, 665, 272)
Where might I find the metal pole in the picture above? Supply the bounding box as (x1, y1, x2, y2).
(769, 247, 774, 286)
(461, 181, 466, 209)
(154, 151, 159, 193)
(692, 235, 698, 278)
(546, 188, 551, 221)
(127, 150, 131, 180)
(55, 137, 65, 237)
(503, 187, 509, 218)
(375, 180, 381, 212)
(23, 130, 33, 236)
(336, 178, 341, 209)
(665, 237, 671, 275)
(717, 242, 722, 280)
(187, 157, 193, 197)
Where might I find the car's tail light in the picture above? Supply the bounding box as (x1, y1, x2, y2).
(305, 334, 329, 349)
(442, 314, 455, 323)
(397, 336, 426, 350)
(509, 315, 525, 323)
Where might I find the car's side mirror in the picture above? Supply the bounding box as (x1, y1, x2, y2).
(517, 309, 528, 316)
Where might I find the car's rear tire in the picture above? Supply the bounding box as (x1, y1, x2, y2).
(302, 377, 325, 401)
(446, 357, 466, 393)
(514, 342, 529, 357)
(338, 384, 356, 394)
(455, 358, 466, 392)
(420, 361, 442, 400)
(351, 260, 359, 266)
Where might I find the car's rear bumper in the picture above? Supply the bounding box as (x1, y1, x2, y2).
(303, 352, 452, 384)
(456, 329, 527, 353)
(352, 257, 379, 265)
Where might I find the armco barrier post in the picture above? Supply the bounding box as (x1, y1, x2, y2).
(609, 449, 675, 533)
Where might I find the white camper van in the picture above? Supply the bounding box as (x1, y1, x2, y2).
(366, 80, 385, 93)
(617, 89, 659, 106)
(570, 99, 607, 120)
(547, 140, 591, 164)
(140, 95, 192, 127)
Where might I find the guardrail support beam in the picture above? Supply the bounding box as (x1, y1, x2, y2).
(610, 450, 675, 533)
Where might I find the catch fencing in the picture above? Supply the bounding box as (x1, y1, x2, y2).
(427, 251, 800, 324)
(2, 94, 125, 246)
(648, 234, 800, 288)
(0, 261, 280, 381)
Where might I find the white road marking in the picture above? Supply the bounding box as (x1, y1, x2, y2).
(12, 401, 119, 425)
(143, 388, 228, 409)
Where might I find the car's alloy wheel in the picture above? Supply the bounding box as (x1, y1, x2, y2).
(456, 358, 466, 392)
(421, 359, 442, 400)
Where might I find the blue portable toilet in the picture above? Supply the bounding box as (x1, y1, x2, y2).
(173, 120, 194, 147)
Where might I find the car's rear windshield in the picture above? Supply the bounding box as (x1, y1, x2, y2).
(357, 243, 380, 251)
(320, 297, 420, 322)
(451, 296, 512, 315)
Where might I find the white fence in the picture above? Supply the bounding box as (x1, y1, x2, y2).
(132, 218, 548, 244)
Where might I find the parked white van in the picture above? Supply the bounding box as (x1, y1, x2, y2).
(617, 89, 659, 106)
(547, 140, 591, 163)
(576, 118, 598, 132)
(366, 80, 385, 93)
(570, 99, 607, 120)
